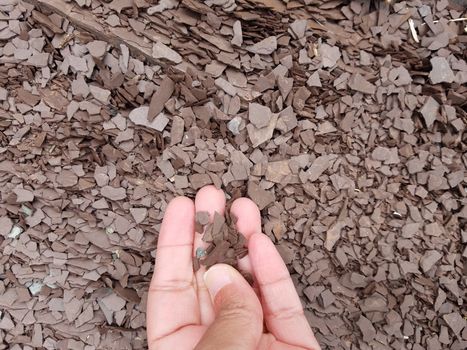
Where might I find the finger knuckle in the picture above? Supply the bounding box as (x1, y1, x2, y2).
(219, 299, 257, 323)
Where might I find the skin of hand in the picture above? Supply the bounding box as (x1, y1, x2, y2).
(146, 185, 321, 350)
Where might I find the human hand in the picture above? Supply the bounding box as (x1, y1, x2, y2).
(147, 186, 321, 350)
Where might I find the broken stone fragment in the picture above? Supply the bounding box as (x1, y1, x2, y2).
(129, 106, 170, 131)
(246, 36, 277, 55)
(152, 42, 182, 63)
(429, 57, 455, 84)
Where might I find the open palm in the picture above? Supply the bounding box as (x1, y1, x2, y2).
(147, 186, 321, 350)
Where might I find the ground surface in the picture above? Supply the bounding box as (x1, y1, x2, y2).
(0, 0, 466, 349)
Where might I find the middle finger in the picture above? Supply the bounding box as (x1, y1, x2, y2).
(194, 185, 226, 324)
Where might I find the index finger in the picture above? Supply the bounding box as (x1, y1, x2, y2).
(230, 197, 262, 277)
(249, 233, 321, 350)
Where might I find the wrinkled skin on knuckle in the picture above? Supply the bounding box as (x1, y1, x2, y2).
(218, 299, 256, 324)
(215, 286, 261, 322)
(213, 287, 263, 346)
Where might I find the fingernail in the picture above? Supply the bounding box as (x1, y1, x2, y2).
(204, 265, 233, 299)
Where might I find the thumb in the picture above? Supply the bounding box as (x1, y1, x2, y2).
(194, 264, 263, 350)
